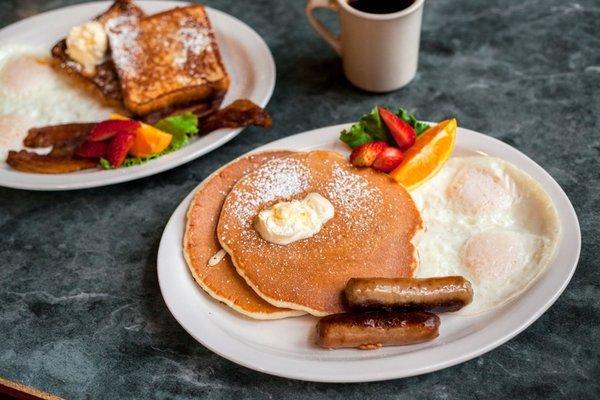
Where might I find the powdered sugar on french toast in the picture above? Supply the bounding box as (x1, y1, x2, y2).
(174, 25, 210, 67)
(103, 6, 221, 106)
(105, 15, 140, 77)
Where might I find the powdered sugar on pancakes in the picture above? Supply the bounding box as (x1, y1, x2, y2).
(228, 157, 311, 228)
(326, 164, 379, 222)
(217, 150, 422, 315)
(222, 153, 383, 244)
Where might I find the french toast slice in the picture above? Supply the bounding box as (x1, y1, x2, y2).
(106, 5, 230, 116)
(51, 0, 144, 105)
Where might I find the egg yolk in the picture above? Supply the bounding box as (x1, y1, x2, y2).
(460, 231, 527, 282)
(447, 167, 511, 215)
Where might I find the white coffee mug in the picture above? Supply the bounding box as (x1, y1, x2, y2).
(306, 0, 424, 92)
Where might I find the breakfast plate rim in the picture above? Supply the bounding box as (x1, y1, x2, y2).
(0, 0, 276, 191)
(157, 123, 581, 382)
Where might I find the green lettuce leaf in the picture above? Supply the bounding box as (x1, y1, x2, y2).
(340, 107, 389, 148)
(358, 106, 388, 142)
(339, 124, 372, 148)
(99, 158, 113, 169)
(155, 112, 198, 137)
(397, 108, 430, 136)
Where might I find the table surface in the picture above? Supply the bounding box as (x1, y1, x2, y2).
(1, 0, 599, 399)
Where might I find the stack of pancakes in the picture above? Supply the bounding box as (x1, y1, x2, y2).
(184, 150, 423, 319)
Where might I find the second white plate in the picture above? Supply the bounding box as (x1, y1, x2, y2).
(157, 124, 580, 382)
(0, 1, 275, 190)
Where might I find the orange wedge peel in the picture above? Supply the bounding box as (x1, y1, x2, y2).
(110, 114, 172, 158)
(389, 118, 457, 191)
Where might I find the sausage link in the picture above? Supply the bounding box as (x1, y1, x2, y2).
(316, 311, 440, 350)
(345, 276, 473, 313)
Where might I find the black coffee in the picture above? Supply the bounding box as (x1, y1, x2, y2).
(347, 0, 415, 14)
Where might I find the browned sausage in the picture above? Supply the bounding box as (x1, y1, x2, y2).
(345, 276, 473, 313)
(316, 311, 440, 350)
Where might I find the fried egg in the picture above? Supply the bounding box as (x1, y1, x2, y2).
(411, 156, 561, 314)
(0, 44, 114, 160)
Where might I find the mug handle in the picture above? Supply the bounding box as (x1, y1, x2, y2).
(305, 0, 342, 55)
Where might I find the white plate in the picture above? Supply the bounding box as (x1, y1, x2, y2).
(157, 124, 581, 382)
(0, 1, 275, 190)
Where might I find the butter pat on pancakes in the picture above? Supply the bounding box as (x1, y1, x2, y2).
(411, 156, 561, 314)
(255, 192, 334, 245)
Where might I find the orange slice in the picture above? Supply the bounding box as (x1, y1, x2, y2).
(389, 118, 457, 190)
(110, 114, 172, 158)
(128, 124, 172, 158)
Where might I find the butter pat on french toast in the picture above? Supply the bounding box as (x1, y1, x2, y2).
(51, 0, 144, 105)
(106, 5, 230, 115)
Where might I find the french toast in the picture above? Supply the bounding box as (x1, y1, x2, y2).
(106, 5, 230, 115)
(51, 0, 144, 105)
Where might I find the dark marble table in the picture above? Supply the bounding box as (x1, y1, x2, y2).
(1, 0, 599, 398)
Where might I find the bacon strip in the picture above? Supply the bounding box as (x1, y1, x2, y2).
(24, 123, 95, 148)
(198, 99, 272, 135)
(6, 151, 97, 174)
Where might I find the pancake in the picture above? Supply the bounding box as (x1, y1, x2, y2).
(184, 151, 304, 319)
(218, 150, 423, 316)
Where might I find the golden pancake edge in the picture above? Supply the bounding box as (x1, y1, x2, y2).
(183, 150, 305, 319)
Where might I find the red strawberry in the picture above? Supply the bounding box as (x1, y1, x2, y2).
(379, 107, 415, 150)
(106, 131, 135, 167)
(75, 140, 108, 158)
(372, 147, 404, 173)
(349, 141, 389, 167)
(88, 119, 140, 142)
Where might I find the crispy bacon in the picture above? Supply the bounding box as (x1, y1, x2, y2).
(24, 123, 95, 148)
(198, 99, 272, 135)
(6, 99, 271, 174)
(6, 150, 97, 174)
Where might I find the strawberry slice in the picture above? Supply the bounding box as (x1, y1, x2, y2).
(372, 147, 404, 173)
(106, 131, 135, 167)
(75, 140, 108, 159)
(349, 141, 389, 167)
(379, 107, 415, 150)
(88, 120, 140, 142)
